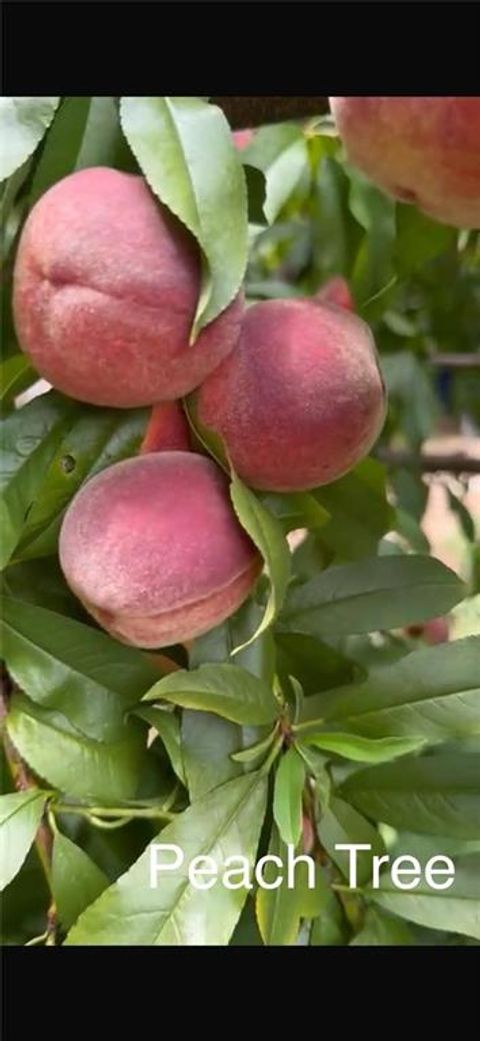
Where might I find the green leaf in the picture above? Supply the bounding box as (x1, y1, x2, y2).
(313, 458, 395, 561)
(0, 97, 59, 180)
(382, 352, 439, 447)
(395, 204, 457, 276)
(230, 471, 291, 652)
(1, 557, 87, 618)
(231, 727, 278, 764)
(14, 403, 147, 562)
(242, 123, 310, 224)
(302, 733, 425, 764)
(182, 711, 243, 801)
(351, 906, 415, 945)
(120, 96, 248, 336)
(318, 796, 386, 886)
(280, 555, 464, 638)
(299, 637, 480, 744)
(189, 591, 276, 686)
(273, 748, 306, 848)
(260, 491, 330, 535)
(182, 600, 275, 800)
(52, 828, 108, 930)
(7, 693, 147, 804)
(143, 663, 279, 727)
(349, 174, 396, 312)
(341, 754, 480, 838)
(256, 826, 328, 946)
(66, 771, 268, 945)
(0, 355, 36, 409)
(0, 789, 49, 891)
(296, 745, 331, 812)
(447, 489, 476, 544)
(1, 597, 159, 743)
(135, 706, 186, 786)
(0, 392, 76, 567)
(311, 155, 354, 281)
(75, 97, 132, 172)
(309, 889, 348, 946)
(0, 159, 33, 241)
(369, 853, 480, 942)
(276, 632, 356, 697)
(28, 97, 91, 205)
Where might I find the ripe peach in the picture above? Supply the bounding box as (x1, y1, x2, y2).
(330, 97, 480, 228)
(59, 453, 261, 648)
(140, 402, 191, 454)
(13, 167, 243, 407)
(196, 298, 386, 492)
(314, 276, 354, 312)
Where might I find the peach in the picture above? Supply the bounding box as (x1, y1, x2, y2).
(13, 167, 243, 407)
(140, 402, 191, 454)
(196, 298, 386, 492)
(330, 97, 480, 228)
(406, 617, 450, 645)
(59, 453, 261, 648)
(314, 276, 354, 312)
(233, 129, 254, 151)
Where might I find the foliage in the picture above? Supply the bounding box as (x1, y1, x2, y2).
(1, 97, 479, 947)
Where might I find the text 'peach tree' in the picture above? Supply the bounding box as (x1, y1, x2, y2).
(1, 96, 479, 947)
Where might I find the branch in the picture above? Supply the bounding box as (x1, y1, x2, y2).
(429, 353, 480, 370)
(212, 96, 329, 129)
(376, 448, 480, 474)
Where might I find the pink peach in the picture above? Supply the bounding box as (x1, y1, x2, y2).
(140, 402, 191, 455)
(59, 453, 261, 648)
(330, 97, 480, 228)
(196, 298, 386, 492)
(13, 167, 243, 407)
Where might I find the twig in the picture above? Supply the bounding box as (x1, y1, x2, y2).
(52, 802, 176, 823)
(429, 353, 480, 370)
(375, 449, 480, 474)
(212, 96, 329, 129)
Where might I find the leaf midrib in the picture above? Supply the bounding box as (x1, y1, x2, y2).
(0, 789, 45, 828)
(152, 773, 265, 944)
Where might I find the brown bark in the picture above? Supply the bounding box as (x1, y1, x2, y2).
(212, 96, 329, 129)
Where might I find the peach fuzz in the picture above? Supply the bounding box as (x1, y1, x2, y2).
(330, 97, 480, 229)
(196, 298, 386, 493)
(59, 453, 261, 648)
(13, 167, 243, 407)
(140, 402, 191, 454)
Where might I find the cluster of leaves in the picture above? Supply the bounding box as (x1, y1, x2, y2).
(1, 97, 479, 947)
